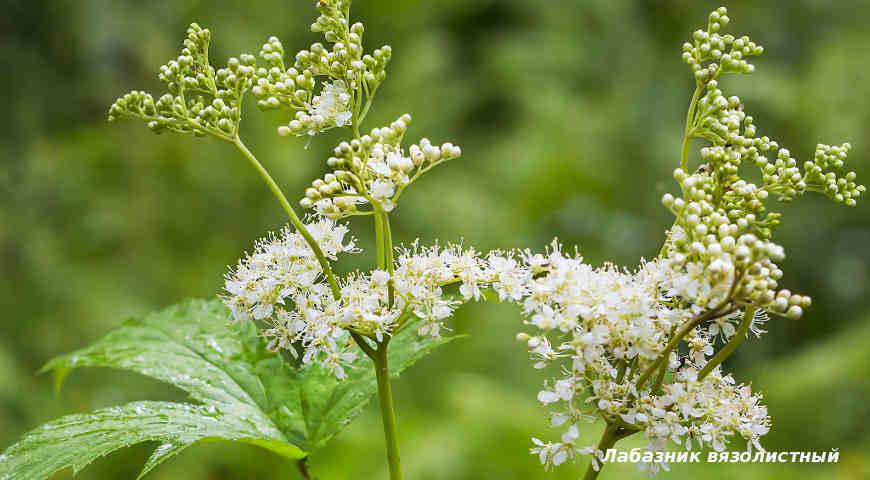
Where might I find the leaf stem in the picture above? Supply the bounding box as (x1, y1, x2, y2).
(372, 339, 403, 480)
(230, 136, 341, 298)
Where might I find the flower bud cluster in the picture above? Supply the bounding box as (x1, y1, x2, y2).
(252, 37, 315, 111)
(681, 7, 763, 83)
(299, 115, 462, 217)
(799, 143, 865, 205)
(663, 170, 805, 318)
(662, 6, 863, 321)
(276, 80, 354, 135)
(252, 1, 391, 136)
(108, 24, 256, 139)
(295, 34, 390, 87)
(311, 0, 351, 44)
(691, 83, 865, 211)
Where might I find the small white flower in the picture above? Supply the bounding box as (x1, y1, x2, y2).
(537, 390, 560, 405)
(369, 178, 395, 201)
(309, 80, 352, 130)
(371, 269, 390, 285)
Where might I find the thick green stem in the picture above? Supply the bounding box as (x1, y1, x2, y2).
(374, 211, 385, 269)
(651, 357, 668, 392)
(382, 212, 395, 307)
(297, 458, 312, 480)
(231, 136, 341, 298)
(614, 359, 628, 384)
(382, 213, 395, 273)
(582, 423, 625, 480)
(373, 208, 396, 307)
(345, 54, 404, 479)
(698, 306, 756, 380)
(372, 341, 402, 480)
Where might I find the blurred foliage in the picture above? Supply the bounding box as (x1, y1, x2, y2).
(1, 0, 868, 478)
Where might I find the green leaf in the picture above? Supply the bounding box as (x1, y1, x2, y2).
(0, 299, 456, 479)
(0, 400, 304, 480)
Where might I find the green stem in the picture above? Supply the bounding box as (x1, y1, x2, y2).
(680, 84, 702, 173)
(374, 210, 385, 269)
(659, 83, 702, 258)
(382, 213, 395, 273)
(231, 136, 341, 298)
(359, 83, 379, 123)
(297, 458, 312, 480)
(651, 358, 668, 392)
(634, 305, 732, 390)
(582, 423, 627, 480)
(374, 209, 396, 307)
(680, 131, 693, 174)
(382, 212, 395, 307)
(372, 340, 403, 480)
(697, 306, 756, 380)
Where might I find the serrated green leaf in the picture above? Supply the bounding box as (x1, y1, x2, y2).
(0, 298, 457, 478)
(42, 299, 266, 407)
(0, 400, 305, 480)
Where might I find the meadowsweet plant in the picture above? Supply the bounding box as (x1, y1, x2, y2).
(0, 5, 862, 480)
(0, 1, 504, 479)
(498, 7, 864, 479)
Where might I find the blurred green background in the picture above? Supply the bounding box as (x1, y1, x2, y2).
(2, 0, 869, 478)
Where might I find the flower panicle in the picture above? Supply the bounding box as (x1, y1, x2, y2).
(223, 227, 530, 378)
(508, 7, 862, 474)
(298, 115, 462, 217)
(254, 0, 391, 137)
(108, 23, 257, 139)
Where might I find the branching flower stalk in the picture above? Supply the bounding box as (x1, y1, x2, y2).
(501, 7, 864, 479)
(107, 1, 504, 478)
(7, 5, 853, 480)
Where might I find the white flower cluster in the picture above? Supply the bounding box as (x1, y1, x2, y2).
(511, 7, 864, 476)
(224, 220, 514, 378)
(392, 243, 525, 337)
(505, 243, 770, 471)
(272, 79, 352, 136)
(223, 218, 357, 323)
(300, 114, 462, 217)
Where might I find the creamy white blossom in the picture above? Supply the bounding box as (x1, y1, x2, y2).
(502, 242, 771, 472)
(505, 7, 864, 476)
(224, 224, 520, 377)
(310, 80, 352, 128)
